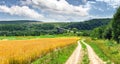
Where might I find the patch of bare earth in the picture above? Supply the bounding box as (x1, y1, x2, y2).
(65, 41, 83, 64)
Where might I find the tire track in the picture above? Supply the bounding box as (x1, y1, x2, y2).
(65, 41, 82, 64)
(82, 39, 105, 64)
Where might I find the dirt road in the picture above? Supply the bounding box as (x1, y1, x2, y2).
(82, 39, 105, 64)
(65, 41, 82, 64)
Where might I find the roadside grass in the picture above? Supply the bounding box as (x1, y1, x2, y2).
(89, 42, 108, 61)
(96, 40, 120, 64)
(80, 41, 90, 64)
(32, 43, 77, 64)
(85, 37, 120, 64)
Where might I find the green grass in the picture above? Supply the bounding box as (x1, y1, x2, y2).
(0, 35, 77, 40)
(0, 35, 56, 40)
(88, 42, 109, 61)
(80, 41, 90, 64)
(85, 37, 116, 64)
(32, 43, 77, 64)
(81, 50, 89, 64)
(97, 40, 120, 64)
(81, 41, 86, 49)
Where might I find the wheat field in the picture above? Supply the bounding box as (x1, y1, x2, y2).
(0, 37, 79, 64)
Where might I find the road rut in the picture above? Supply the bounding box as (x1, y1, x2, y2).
(65, 41, 82, 64)
(82, 40, 105, 64)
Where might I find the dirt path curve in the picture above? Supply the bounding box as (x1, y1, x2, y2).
(81, 39, 105, 64)
(65, 41, 82, 64)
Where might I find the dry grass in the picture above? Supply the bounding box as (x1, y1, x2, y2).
(0, 37, 79, 64)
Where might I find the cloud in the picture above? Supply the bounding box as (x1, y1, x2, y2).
(0, 5, 44, 19)
(96, 0, 120, 8)
(0, 0, 116, 22)
(82, 0, 87, 3)
(19, 0, 92, 21)
(21, 0, 90, 17)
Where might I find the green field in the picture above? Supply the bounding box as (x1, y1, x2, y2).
(0, 35, 77, 40)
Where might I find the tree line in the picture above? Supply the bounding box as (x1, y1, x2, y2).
(90, 7, 120, 43)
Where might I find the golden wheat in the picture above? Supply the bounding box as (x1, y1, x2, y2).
(0, 37, 79, 64)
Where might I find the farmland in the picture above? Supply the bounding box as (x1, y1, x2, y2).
(0, 37, 79, 64)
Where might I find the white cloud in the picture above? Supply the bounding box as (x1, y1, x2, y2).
(96, 0, 120, 8)
(21, 0, 90, 17)
(19, 0, 92, 22)
(89, 14, 113, 19)
(21, 0, 32, 5)
(0, 5, 44, 19)
(82, 0, 87, 3)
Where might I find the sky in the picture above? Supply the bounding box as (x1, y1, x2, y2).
(0, 0, 120, 22)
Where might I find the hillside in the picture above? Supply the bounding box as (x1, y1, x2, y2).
(0, 18, 111, 36)
(65, 18, 111, 30)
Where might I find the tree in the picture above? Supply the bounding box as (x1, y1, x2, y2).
(103, 27, 112, 40)
(90, 27, 104, 39)
(72, 28, 78, 34)
(112, 7, 120, 43)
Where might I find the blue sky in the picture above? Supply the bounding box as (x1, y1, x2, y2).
(0, 0, 120, 22)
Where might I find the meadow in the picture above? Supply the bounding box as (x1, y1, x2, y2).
(0, 37, 79, 64)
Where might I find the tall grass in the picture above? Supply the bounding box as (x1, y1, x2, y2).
(85, 37, 120, 64)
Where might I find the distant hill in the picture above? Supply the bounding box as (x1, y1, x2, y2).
(0, 20, 42, 24)
(64, 18, 111, 30)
